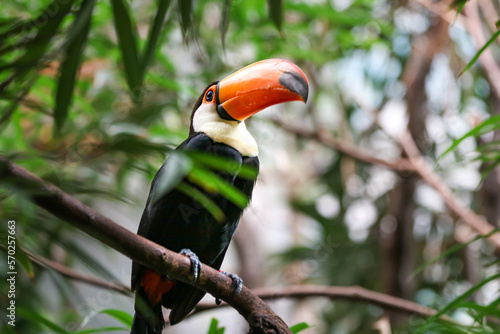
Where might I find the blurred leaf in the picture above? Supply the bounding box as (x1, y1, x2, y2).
(412, 229, 500, 278)
(188, 165, 249, 209)
(74, 327, 129, 334)
(417, 273, 500, 333)
(220, 0, 231, 48)
(152, 152, 193, 204)
(177, 182, 225, 222)
(54, 0, 95, 133)
(178, 0, 193, 37)
(207, 318, 225, 334)
(0, 0, 75, 72)
(268, 0, 283, 32)
(459, 29, 500, 77)
(140, 0, 171, 80)
(440, 115, 500, 159)
(16, 246, 35, 281)
(187, 151, 258, 180)
(17, 307, 69, 334)
(98, 309, 134, 328)
(111, 0, 142, 93)
(451, 0, 468, 25)
(290, 322, 313, 333)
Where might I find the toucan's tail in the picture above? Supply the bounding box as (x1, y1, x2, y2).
(131, 288, 164, 334)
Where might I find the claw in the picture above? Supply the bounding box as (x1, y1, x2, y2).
(219, 270, 243, 297)
(180, 248, 201, 281)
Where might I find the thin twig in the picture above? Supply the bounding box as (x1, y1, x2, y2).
(463, 1, 500, 100)
(194, 285, 449, 320)
(271, 118, 415, 172)
(24, 248, 132, 296)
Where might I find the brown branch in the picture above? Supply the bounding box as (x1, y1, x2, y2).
(399, 131, 500, 249)
(463, 1, 500, 100)
(194, 285, 448, 320)
(0, 155, 291, 334)
(24, 248, 132, 296)
(271, 119, 415, 172)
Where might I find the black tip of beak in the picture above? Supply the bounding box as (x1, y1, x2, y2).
(279, 71, 309, 103)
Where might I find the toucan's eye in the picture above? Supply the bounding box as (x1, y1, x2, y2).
(205, 90, 214, 102)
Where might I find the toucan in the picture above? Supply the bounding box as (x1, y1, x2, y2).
(130, 59, 308, 333)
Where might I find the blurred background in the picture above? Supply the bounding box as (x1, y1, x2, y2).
(1, 0, 500, 333)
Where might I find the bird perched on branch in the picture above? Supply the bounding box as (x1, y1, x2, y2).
(131, 59, 308, 333)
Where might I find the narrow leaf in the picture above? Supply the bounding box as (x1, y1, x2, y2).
(139, 0, 171, 81)
(290, 322, 313, 333)
(111, 0, 142, 93)
(177, 182, 225, 222)
(220, 0, 231, 48)
(54, 0, 95, 133)
(17, 308, 69, 334)
(440, 115, 500, 159)
(73, 327, 129, 334)
(178, 0, 193, 37)
(459, 29, 500, 77)
(268, 0, 283, 32)
(99, 309, 134, 327)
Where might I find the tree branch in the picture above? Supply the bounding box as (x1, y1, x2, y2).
(0, 155, 291, 334)
(399, 131, 500, 249)
(194, 285, 445, 319)
(24, 248, 132, 296)
(271, 118, 415, 172)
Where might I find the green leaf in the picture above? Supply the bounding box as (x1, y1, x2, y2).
(220, 0, 231, 48)
(207, 318, 225, 334)
(17, 307, 69, 334)
(268, 0, 283, 32)
(187, 151, 258, 180)
(411, 229, 500, 278)
(188, 166, 250, 209)
(16, 246, 35, 280)
(2, 0, 75, 72)
(111, 0, 142, 93)
(416, 273, 500, 333)
(177, 182, 225, 222)
(290, 322, 313, 333)
(178, 0, 193, 37)
(73, 327, 129, 334)
(452, 0, 468, 25)
(440, 115, 500, 159)
(54, 0, 96, 133)
(459, 29, 500, 77)
(99, 309, 134, 327)
(140, 0, 171, 80)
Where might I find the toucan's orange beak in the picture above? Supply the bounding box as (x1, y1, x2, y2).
(215, 59, 309, 121)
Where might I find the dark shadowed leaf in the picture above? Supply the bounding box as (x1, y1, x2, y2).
(140, 0, 171, 80)
(17, 307, 69, 334)
(459, 29, 500, 77)
(268, 0, 283, 32)
(178, 0, 193, 37)
(54, 0, 95, 133)
(220, 0, 231, 48)
(111, 0, 142, 92)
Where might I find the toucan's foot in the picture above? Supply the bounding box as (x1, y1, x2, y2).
(220, 270, 243, 296)
(180, 248, 201, 281)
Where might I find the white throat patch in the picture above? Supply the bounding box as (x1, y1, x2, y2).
(192, 104, 259, 157)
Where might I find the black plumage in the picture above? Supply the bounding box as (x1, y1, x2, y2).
(131, 85, 259, 332)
